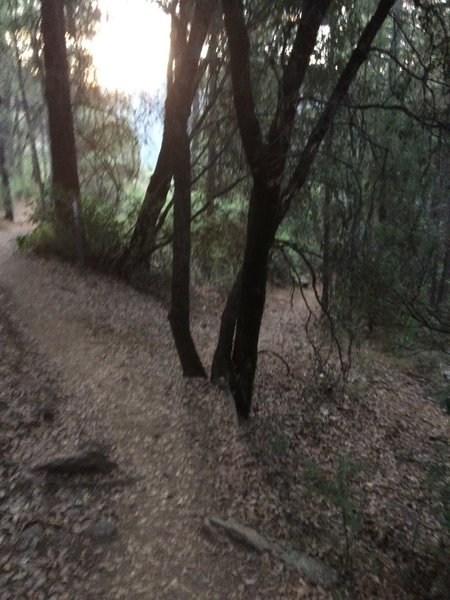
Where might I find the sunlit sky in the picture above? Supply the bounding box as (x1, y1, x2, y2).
(89, 0, 170, 95)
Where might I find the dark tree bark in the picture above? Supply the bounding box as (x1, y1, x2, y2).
(229, 184, 280, 417)
(120, 131, 173, 275)
(214, 0, 396, 418)
(168, 1, 218, 377)
(436, 187, 450, 305)
(0, 135, 13, 221)
(211, 270, 241, 384)
(121, 1, 216, 378)
(168, 83, 201, 374)
(169, 118, 206, 376)
(321, 183, 332, 314)
(41, 0, 80, 227)
(122, 0, 216, 277)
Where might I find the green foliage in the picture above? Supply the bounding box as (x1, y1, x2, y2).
(17, 221, 58, 254)
(191, 199, 246, 285)
(302, 455, 365, 569)
(427, 461, 450, 533)
(435, 388, 450, 414)
(424, 454, 450, 599)
(18, 195, 130, 270)
(75, 91, 141, 203)
(79, 196, 129, 268)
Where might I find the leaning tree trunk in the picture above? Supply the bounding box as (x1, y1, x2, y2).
(122, 0, 216, 277)
(120, 125, 173, 276)
(41, 0, 80, 228)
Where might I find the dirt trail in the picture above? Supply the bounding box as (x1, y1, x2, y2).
(4, 210, 446, 600)
(0, 211, 250, 599)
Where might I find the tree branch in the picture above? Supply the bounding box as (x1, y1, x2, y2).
(221, 0, 264, 174)
(282, 0, 396, 213)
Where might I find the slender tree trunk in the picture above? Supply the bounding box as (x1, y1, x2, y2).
(41, 0, 80, 227)
(122, 0, 216, 276)
(321, 183, 332, 313)
(11, 103, 24, 181)
(229, 182, 279, 418)
(211, 270, 241, 384)
(436, 191, 450, 305)
(12, 34, 44, 202)
(168, 100, 206, 377)
(205, 31, 220, 213)
(0, 138, 13, 221)
(120, 132, 173, 274)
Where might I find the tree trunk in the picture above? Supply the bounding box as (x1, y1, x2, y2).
(41, 0, 80, 227)
(214, 0, 396, 419)
(229, 182, 279, 418)
(211, 271, 241, 384)
(0, 137, 13, 221)
(122, 0, 216, 276)
(436, 190, 450, 305)
(11, 33, 44, 202)
(120, 130, 173, 275)
(321, 183, 332, 313)
(168, 113, 206, 377)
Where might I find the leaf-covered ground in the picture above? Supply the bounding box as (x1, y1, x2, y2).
(1, 212, 448, 599)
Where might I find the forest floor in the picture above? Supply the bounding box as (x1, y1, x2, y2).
(0, 204, 448, 600)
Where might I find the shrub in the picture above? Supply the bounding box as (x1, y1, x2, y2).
(191, 204, 246, 286)
(17, 196, 130, 271)
(302, 455, 366, 570)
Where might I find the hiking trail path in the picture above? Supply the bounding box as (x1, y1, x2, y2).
(0, 205, 268, 600)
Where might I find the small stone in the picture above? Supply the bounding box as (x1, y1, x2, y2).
(32, 441, 116, 475)
(18, 523, 44, 550)
(85, 521, 117, 540)
(35, 575, 47, 589)
(40, 405, 55, 422)
(49, 583, 65, 594)
(65, 508, 82, 520)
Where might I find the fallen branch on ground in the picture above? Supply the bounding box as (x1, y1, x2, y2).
(204, 515, 338, 589)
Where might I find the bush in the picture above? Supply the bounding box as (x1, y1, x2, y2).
(191, 204, 246, 285)
(80, 196, 129, 268)
(17, 196, 130, 271)
(302, 455, 366, 570)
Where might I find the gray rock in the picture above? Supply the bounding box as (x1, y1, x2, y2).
(280, 549, 338, 588)
(85, 520, 117, 540)
(32, 441, 117, 475)
(18, 523, 44, 550)
(39, 404, 55, 422)
(65, 507, 82, 520)
(19, 523, 44, 540)
(48, 583, 65, 595)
